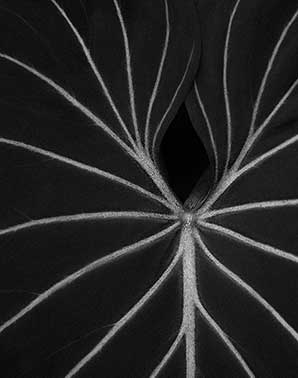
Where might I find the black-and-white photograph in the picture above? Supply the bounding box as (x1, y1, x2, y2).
(0, 0, 298, 376)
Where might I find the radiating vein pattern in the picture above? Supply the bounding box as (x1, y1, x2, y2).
(2, 0, 298, 376)
(65, 226, 184, 377)
(187, 1, 298, 376)
(0, 4, 191, 374)
(0, 222, 179, 335)
(193, 3, 298, 359)
(0, 37, 180, 212)
(197, 4, 298, 214)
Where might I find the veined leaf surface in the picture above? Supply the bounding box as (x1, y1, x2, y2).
(187, 0, 298, 376)
(0, 0, 201, 376)
(2, 0, 298, 377)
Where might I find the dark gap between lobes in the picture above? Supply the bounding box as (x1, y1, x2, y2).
(159, 103, 209, 203)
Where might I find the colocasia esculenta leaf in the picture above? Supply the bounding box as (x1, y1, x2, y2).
(0, 0, 202, 377)
(1, 0, 298, 377)
(187, 0, 298, 376)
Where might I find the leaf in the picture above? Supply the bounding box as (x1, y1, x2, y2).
(0, 0, 201, 376)
(187, 0, 298, 376)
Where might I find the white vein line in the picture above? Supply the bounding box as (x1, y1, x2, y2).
(201, 199, 298, 219)
(0, 138, 177, 212)
(194, 232, 255, 377)
(223, 0, 241, 172)
(254, 76, 298, 152)
(149, 325, 185, 378)
(198, 8, 298, 215)
(181, 224, 197, 378)
(151, 45, 195, 158)
(65, 228, 184, 378)
(185, 319, 196, 378)
(238, 134, 298, 177)
(195, 297, 254, 377)
(194, 230, 298, 345)
(249, 8, 298, 136)
(144, 0, 170, 153)
(194, 82, 219, 182)
(0, 54, 138, 159)
(0, 222, 179, 336)
(233, 77, 298, 174)
(0, 212, 178, 237)
(232, 8, 298, 173)
(198, 133, 298, 215)
(137, 149, 181, 211)
(198, 221, 298, 265)
(49, 0, 136, 149)
(112, 0, 141, 146)
(0, 44, 180, 207)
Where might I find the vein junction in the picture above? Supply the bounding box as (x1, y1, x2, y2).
(1, 0, 298, 376)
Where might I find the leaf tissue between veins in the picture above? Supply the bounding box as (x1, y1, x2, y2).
(0, 0, 298, 377)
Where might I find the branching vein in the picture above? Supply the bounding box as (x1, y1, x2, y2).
(149, 325, 185, 378)
(231, 7, 298, 173)
(195, 295, 254, 377)
(65, 227, 183, 377)
(198, 221, 298, 265)
(195, 231, 255, 377)
(0, 222, 179, 335)
(49, 0, 136, 149)
(248, 8, 298, 136)
(0, 53, 135, 158)
(198, 133, 298, 214)
(237, 134, 298, 178)
(198, 8, 298, 214)
(194, 230, 298, 344)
